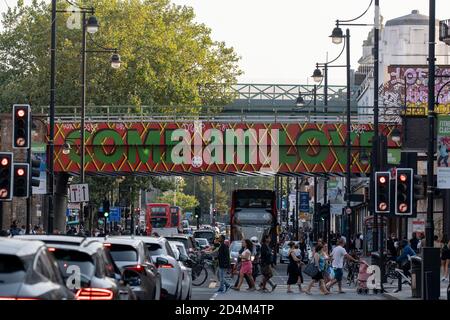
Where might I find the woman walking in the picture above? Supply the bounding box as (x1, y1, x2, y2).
(304, 243, 330, 295)
(286, 242, 303, 293)
(321, 243, 332, 284)
(232, 239, 256, 291)
(441, 235, 450, 281)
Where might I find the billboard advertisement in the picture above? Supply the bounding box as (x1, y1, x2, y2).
(437, 115, 450, 189)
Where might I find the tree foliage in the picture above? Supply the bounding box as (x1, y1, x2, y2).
(0, 0, 242, 110)
(0, 0, 242, 208)
(157, 191, 199, 211)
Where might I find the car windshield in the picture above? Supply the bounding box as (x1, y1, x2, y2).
(151, 217, 167, 228)
(196, 239, 208, 245)
(145, 243, 165, 256)
(0, 254, 28, 284)
(175, 245, 187, 256)
(166, 237, 188, 249)
(194, 232, 215, 243)
(230, 242, 242, 252)
(52, 249, 95, 280)
(108, 244, 138, 262)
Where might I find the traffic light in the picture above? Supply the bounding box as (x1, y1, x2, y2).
(194, 206, 201, 219)
(320, 203, 330, 221)
(0, 153, 13, 201)
(13, 104, 31, 149)
(30, 159, 41, 188)
(212, 208, 217, 216)
(13, 163, 29, 197)
(375, 171, 391, 213)
(103, 199, 110, 218)
(413, 174, 425, 200)
(395, 168, 413, 215)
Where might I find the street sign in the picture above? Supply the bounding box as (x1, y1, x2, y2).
(299, 192, 309, 213)
(69, 183, 89, 203)
(109, 207, 121, 222)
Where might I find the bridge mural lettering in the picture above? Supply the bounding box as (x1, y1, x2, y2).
(53, 122, 401, 174)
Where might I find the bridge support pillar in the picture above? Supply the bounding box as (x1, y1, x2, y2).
(54, 173, 70, 234)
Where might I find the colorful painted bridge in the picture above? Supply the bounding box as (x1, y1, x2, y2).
(47, 84, 402, 177)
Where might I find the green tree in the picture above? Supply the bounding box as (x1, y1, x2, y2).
(0, 0, 241, 208)
(157, 191, 199, 210)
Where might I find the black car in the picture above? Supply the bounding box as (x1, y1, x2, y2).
(0, 238, 75, 300)
(15, 235, 135, 300)
(98, 237, 161, 300)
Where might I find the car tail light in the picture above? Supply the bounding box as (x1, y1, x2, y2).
(103, 243, 111, 248)
(48, 247, 56, 252)
(158, 263, 174, 269)
(125, 264, 145, 273)
(75, 288, 114, 300)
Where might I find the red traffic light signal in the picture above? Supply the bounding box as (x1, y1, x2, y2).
(375, 171, 391, 214)
(13, 104, 31, 149)
(0, 152, 13, 201)
(395, 168, 413, 216)
(13, 163, 29, 198)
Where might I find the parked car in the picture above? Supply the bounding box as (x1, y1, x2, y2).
(98, 237, 161, 300)
(116, 236, 183, 300)
(15, 235, 135, 300)
(165, 234, 200, 255)
(0, 238, 75, 300)
(195, 238, 210, 250)
(193, 229, 216, 245)
(169, 241, 192, 300)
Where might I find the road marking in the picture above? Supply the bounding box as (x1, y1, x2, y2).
(210, 293, 218, 300)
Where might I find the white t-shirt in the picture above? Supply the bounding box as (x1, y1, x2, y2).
(331, 245, 347, 269)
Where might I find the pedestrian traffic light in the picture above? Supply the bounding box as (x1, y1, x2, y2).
(0, 153, 13, 201)
(395, 168, 413, 215)
(13, 163, 29, 198)
(413, 174, 425, 200)
(12, 104, 31, 149)
(375, 171, 391, 213)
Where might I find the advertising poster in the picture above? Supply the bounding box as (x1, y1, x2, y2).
(328, 178, 345, 215)
(31, 142, 47, 195)
(437, 115, 450, 189)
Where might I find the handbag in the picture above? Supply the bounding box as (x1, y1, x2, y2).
(328, 267, 335, 279)
(304, 261, 319, 278)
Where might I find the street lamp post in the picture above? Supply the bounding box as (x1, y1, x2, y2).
(330, 0, 374, 248)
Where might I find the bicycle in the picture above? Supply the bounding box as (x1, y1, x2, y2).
(189, 252, 214, 287)
(346, 260, 360, 287)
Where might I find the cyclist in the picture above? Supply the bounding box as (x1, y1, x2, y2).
(396, 239, 416, 277)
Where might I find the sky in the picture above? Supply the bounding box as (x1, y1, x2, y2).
(2, 0, 450, 85)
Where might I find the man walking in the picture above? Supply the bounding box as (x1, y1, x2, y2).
(217, 235, 231, 293)
(326, 238, 358, 293)
(259, 235, 277, 292)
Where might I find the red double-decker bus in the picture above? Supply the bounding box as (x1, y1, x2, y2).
(230, 189, 277, 243)
(146, 203, 171, 234)
(170, 206, 181, 229)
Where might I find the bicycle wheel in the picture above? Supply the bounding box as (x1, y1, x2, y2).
(192, 265, 208, 286)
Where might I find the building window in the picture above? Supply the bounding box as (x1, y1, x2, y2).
(411, 28, 425, 44)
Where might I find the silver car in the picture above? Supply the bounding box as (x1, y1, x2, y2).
(117, 236, 183, 300)
(229, 241, 242, 268)
(0, 238, 75, 300)
(169, 241, 192, 300)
